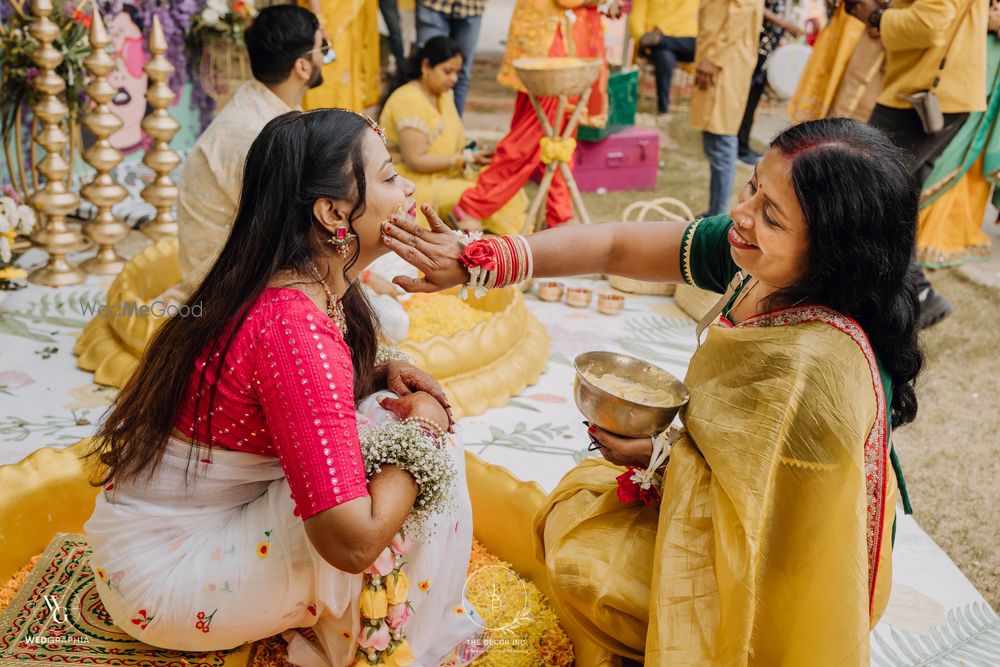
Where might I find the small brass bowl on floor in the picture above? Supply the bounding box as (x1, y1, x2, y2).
(574, 351, 689, 437)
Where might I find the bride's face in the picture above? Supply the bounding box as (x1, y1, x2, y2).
(314, 130, 416, 264)
(355, 131, 416, 257)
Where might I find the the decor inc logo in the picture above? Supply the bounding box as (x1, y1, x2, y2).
(462, 565, 531, 651)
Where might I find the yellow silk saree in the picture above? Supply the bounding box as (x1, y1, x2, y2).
(536, 305, 896, 665)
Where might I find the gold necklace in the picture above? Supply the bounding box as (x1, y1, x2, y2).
(308, 261, 348, 336)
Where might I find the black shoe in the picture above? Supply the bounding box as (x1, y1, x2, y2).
(917, 287, 953, 330)
(738, 150, 762, 166)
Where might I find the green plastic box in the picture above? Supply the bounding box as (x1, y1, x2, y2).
(578, 67, 639, 143)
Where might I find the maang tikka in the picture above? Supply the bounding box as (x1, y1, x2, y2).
(327, 226, 357, 256)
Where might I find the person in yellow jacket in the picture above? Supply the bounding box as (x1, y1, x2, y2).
(849, 0, 987, 329)
(629, 0, 698, 126)
(300, 0, 382, 111)
(689, 0, 763, 216)
(787, 3, 884, 124)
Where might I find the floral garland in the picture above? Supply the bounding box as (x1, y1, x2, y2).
(374, 344, 411, 365)
(187, 0, 257, 48)
(358, 420, 456, 525)
(615, 427, 679, 506)
(354, 529, 416, 667)
(0, 191, 37, 287)
(352, 417, 455, 666)
(0, 0, 93, 199)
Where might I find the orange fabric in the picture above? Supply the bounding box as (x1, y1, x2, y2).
(459, 24, 602, 226)
(497, 3, 608, 127)
(458, 92, 573, 226)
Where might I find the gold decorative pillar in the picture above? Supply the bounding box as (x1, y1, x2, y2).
(28, 0, 86, 286)
(139, 16, 181, 240)
(80, 10, 129, 275)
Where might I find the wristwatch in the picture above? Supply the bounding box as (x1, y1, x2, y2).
(868, 7, 885, 30)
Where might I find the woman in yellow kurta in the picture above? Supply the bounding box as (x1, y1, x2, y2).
(379, 117, 921, 664)
(379, 37, 527, 234)
(300, 0, 381, 110)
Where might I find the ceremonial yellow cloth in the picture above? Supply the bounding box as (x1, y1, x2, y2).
(689, 0, 763, 135)
(300, 0, 381, 111)
(787, 4, 866, 122)
(536, 309, 896, 665)
(379, 82, 526, 235)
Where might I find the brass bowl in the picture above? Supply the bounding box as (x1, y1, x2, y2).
(574, 351, 689, 437)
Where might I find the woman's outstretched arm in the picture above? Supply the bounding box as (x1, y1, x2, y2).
(382, 204, 689, 292)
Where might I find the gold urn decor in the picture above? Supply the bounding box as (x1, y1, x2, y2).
(27, 0, 86, 286)
(139, 16, 181, 240)
(79, 10, 129, 275)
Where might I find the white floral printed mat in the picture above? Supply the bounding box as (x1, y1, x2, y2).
(1, 240, 998, 665)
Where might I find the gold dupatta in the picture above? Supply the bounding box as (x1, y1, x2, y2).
(536, 306, 895, 665)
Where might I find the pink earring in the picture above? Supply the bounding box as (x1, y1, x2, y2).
(327, 226, 357, 256)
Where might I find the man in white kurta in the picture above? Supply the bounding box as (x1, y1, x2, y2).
(159, 4, 326, 303)
(159, 6, 410, 342)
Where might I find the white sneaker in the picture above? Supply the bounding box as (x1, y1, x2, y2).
(656, 113, 672, 127)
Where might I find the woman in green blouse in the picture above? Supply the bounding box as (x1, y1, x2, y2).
(380, 118, 921, 665)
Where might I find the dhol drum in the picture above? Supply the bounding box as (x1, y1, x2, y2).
(767, 43, 813, 99)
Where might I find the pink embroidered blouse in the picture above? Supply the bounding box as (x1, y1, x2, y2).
(174, 287, 369, 519)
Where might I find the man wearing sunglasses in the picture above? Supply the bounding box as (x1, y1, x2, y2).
(160, 5, 329, 303)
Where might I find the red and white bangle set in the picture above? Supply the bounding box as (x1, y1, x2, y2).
(457, 234, 534, 299)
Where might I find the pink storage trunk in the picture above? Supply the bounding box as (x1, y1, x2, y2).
(572, 126, 659, 193)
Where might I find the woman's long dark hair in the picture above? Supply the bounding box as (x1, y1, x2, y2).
(767, 118, 923, 427)
(380, 36, 464, 106)
(91, 110, 380, 484)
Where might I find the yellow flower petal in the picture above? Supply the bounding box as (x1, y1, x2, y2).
(359, 587, 388, 619)
(385, 569, 410, 606)
(383, 639, 415, 667)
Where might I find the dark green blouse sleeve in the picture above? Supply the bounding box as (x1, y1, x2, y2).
(678, 214, 741, 294)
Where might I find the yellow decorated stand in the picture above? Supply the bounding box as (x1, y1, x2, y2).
(73, 240, 550, 419)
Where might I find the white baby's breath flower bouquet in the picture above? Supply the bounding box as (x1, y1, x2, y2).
(0, 194, 36, 288)
(359, 420, 456, 526)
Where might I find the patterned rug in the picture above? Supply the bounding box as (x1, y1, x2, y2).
(0, 534, 573, 667)
(0, 533, 252, 667)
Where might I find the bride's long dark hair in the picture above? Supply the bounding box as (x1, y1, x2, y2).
(91, 110, 380, 485)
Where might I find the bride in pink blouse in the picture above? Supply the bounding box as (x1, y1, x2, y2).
(84, 110, 484, 666)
